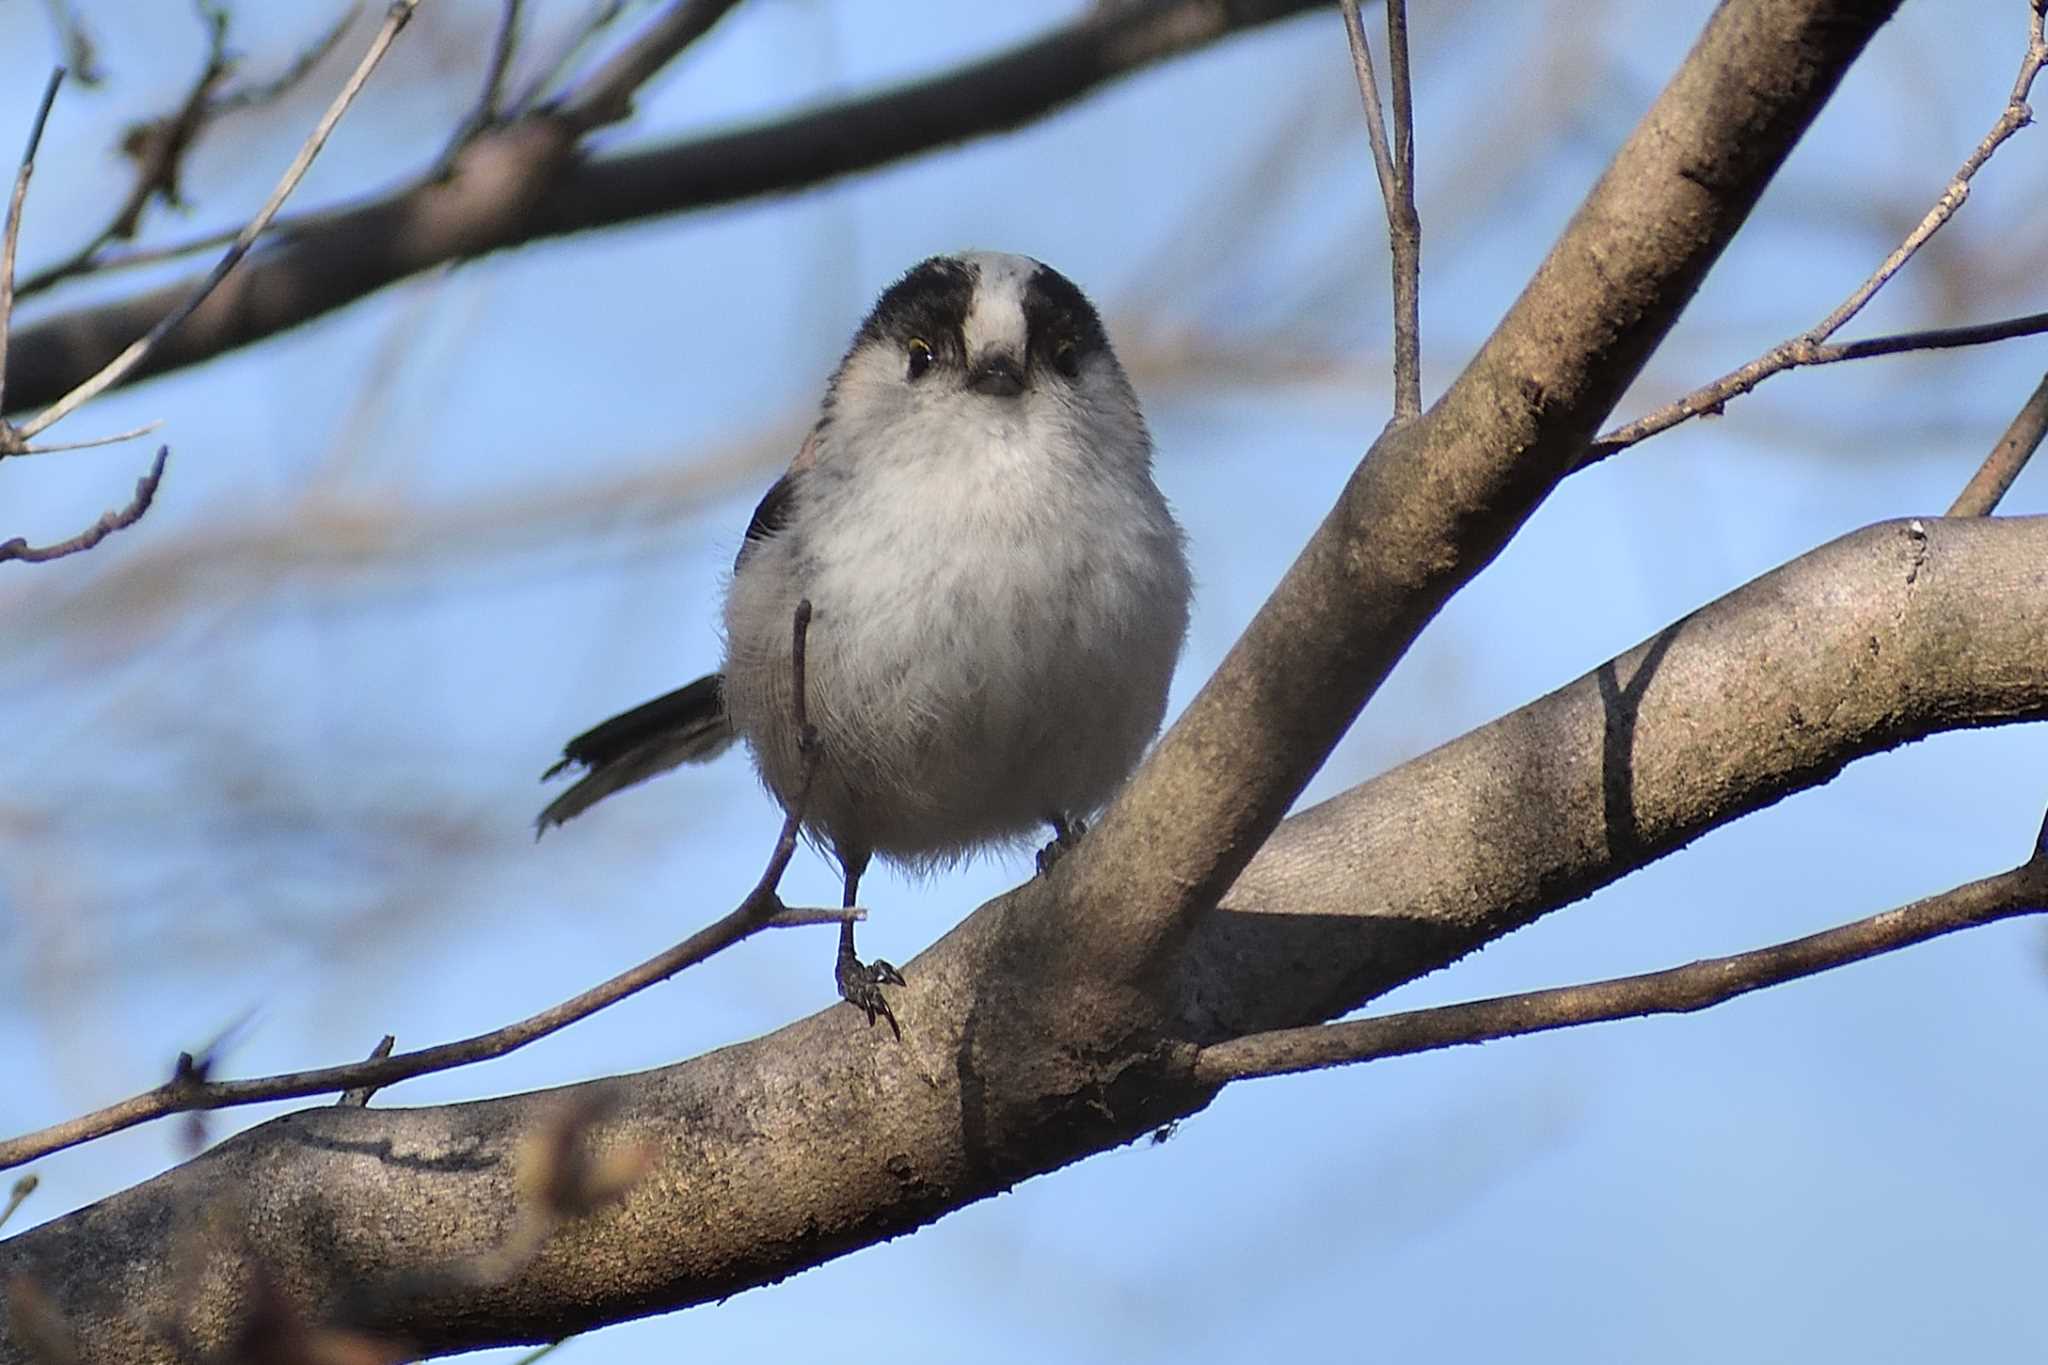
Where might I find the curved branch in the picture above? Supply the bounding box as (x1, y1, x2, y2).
(1057, 0, 1904, 982)
(1194, 858, 2048, 1084)
(0, 0, 1323, 418)
(5, 514, 2042, 1360)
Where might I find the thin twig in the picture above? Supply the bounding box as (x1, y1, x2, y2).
(1339, 1, 1422, 422)
(506, 0, 626, 113)
(39, 0, 100, 84)
(1950, 371, 2048, 516)
(0, 1175, 36, 1233)
(558, 0, 745, 134)
(20, 215, 279, 293)
(213, 3, 365, 113)
(480, 0, 527, 122)
(0, 68, 66, 429)
(15, 1, 423, 445)
(20, 5, 363, 299)
(1383, 0, 1420, 420)
(435, 0, 528, 170)
(17, 417, 164, 455)
(0, 600, 830, 1171)
(336, 1034, 396, 1107)
(1194, 858, 2048, 1086)
(1585, 5, 2048, 465)
(1337, 3, 1398, 236)
(0, 445, 168, 565)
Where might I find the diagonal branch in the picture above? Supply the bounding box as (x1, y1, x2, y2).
(0, 444, 167, 565)
(1950, 370, 2048, 516)
(5, 498, 2044, 1353)
(5, 513, 2043, 1355)
(1193, 856, 2048, 1085)
(0, 604, 837, 1170)
(1059, 0, 1908, 983)
(0, 0, 1327, 418)
(0, 67, 64, 428)
(1584, 0, 2048, 464)
(556, 0, 745, 134)
(13, 1, 422, 445)
(17, 3, 364, 298)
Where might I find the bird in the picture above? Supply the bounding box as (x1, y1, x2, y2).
(539, 251, 1191, 1035)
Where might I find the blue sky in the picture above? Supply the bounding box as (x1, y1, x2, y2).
(2, 2, 2045, 1360)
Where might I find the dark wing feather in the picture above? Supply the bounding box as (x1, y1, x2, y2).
(736, 474, 796, 571)
(536, 673, 734, 834)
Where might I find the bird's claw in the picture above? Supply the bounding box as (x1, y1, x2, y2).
(1035, 815, 1088, 877)
(837, 950, 905, 1040)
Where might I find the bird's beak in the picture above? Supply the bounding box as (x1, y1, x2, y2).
(968, 351, 1026, 398)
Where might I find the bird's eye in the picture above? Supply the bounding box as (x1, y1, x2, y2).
(906, 337, 933, 380)
(1053, 338, 1080, 379)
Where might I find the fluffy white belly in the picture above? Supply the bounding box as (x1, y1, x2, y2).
(723, 442, 1187, 868)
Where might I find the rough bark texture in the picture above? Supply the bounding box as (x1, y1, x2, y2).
(6, 0, 1988, 1358)
(3, 515, 2041, 1359)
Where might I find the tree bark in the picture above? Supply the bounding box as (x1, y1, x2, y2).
(5, 510, 2035, 1360)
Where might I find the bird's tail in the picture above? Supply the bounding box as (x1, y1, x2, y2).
(536, 673, 736, 835)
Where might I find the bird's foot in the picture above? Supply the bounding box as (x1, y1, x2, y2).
(837, 947, 906, 1040)
(1035, 814, 1089, 877)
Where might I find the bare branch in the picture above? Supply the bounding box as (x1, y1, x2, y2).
(0, 1176, 35, 1234)
(1193, 859, 2048, 1085)
(37, 0, 99, 85)
(15, 418, 163, 455)
(1338, 0, 1421, 419)
(13, 1, 423, 444)
(0, 68, 64, 428)
(211, 3, 364, 113)
(1950, 370, 2048, 516)
(1, 0, 1327, 418)
(101, 5, 233, 243)
(4, 507, 2043, 1353)
(506, 0, 628, 113)
(1338, 0, 1422, 420)
(0, 445, 168, 565)
(335, 1035, 396, 1108)
(1586, 3, 2048, 463)
(1384, 0, 1420, 419)
(0, 602, 824, 1170)
(477, 0, 527, 123)
(435, 0, 529, 170)
(558, 0, 745, 134)
(16, 5, 365, 299)
(1062, 0, 1907, 981)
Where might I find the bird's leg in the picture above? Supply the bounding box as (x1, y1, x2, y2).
(1035, 811, 1088, 876)
(834, 854, 903, 1039)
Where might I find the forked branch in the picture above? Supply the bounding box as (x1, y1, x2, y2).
(1585, 1, 2048, 464)
(0, 602, 835, 1171)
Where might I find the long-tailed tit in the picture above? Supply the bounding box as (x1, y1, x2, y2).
(540, 252, 1191, 1033)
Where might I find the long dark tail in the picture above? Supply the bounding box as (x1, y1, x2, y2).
(536, 673, 735, 835)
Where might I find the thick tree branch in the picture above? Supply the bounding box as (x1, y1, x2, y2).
(1193, 858, 2048, 1085)
(0, 0, 1325, 418)
(1058, 0, 1904, 985)
(5, 512, 2039, 1360)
